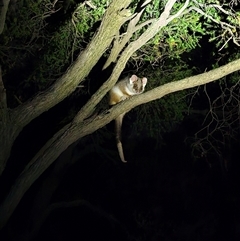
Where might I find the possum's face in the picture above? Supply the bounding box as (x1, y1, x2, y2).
(129, 75, 147, 94)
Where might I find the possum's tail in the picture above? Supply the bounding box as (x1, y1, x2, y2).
(115, 113, 127, 163)
(117, 141, 127, 163)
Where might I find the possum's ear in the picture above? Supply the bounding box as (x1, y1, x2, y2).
(129, 75, 138, 83)
(142, 77, 147, 86)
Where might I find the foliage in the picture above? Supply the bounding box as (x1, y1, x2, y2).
(134, 2, 206, 65)
(192, 0, 240, 50)
(0, 0, 49, 75)
(128, 0, 239, 66)
(72, 0, 109, 40)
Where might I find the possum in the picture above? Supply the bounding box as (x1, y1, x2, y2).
(109, 74, 147, 163)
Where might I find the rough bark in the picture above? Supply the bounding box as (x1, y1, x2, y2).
(0, 57, 240, 230)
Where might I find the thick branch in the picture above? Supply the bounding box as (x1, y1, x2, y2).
(1, 57, 240, 229)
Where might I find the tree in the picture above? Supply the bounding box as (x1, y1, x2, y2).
(0, 0, 240, 231)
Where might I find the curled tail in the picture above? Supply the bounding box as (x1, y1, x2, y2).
(115, 113, 127, 163)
